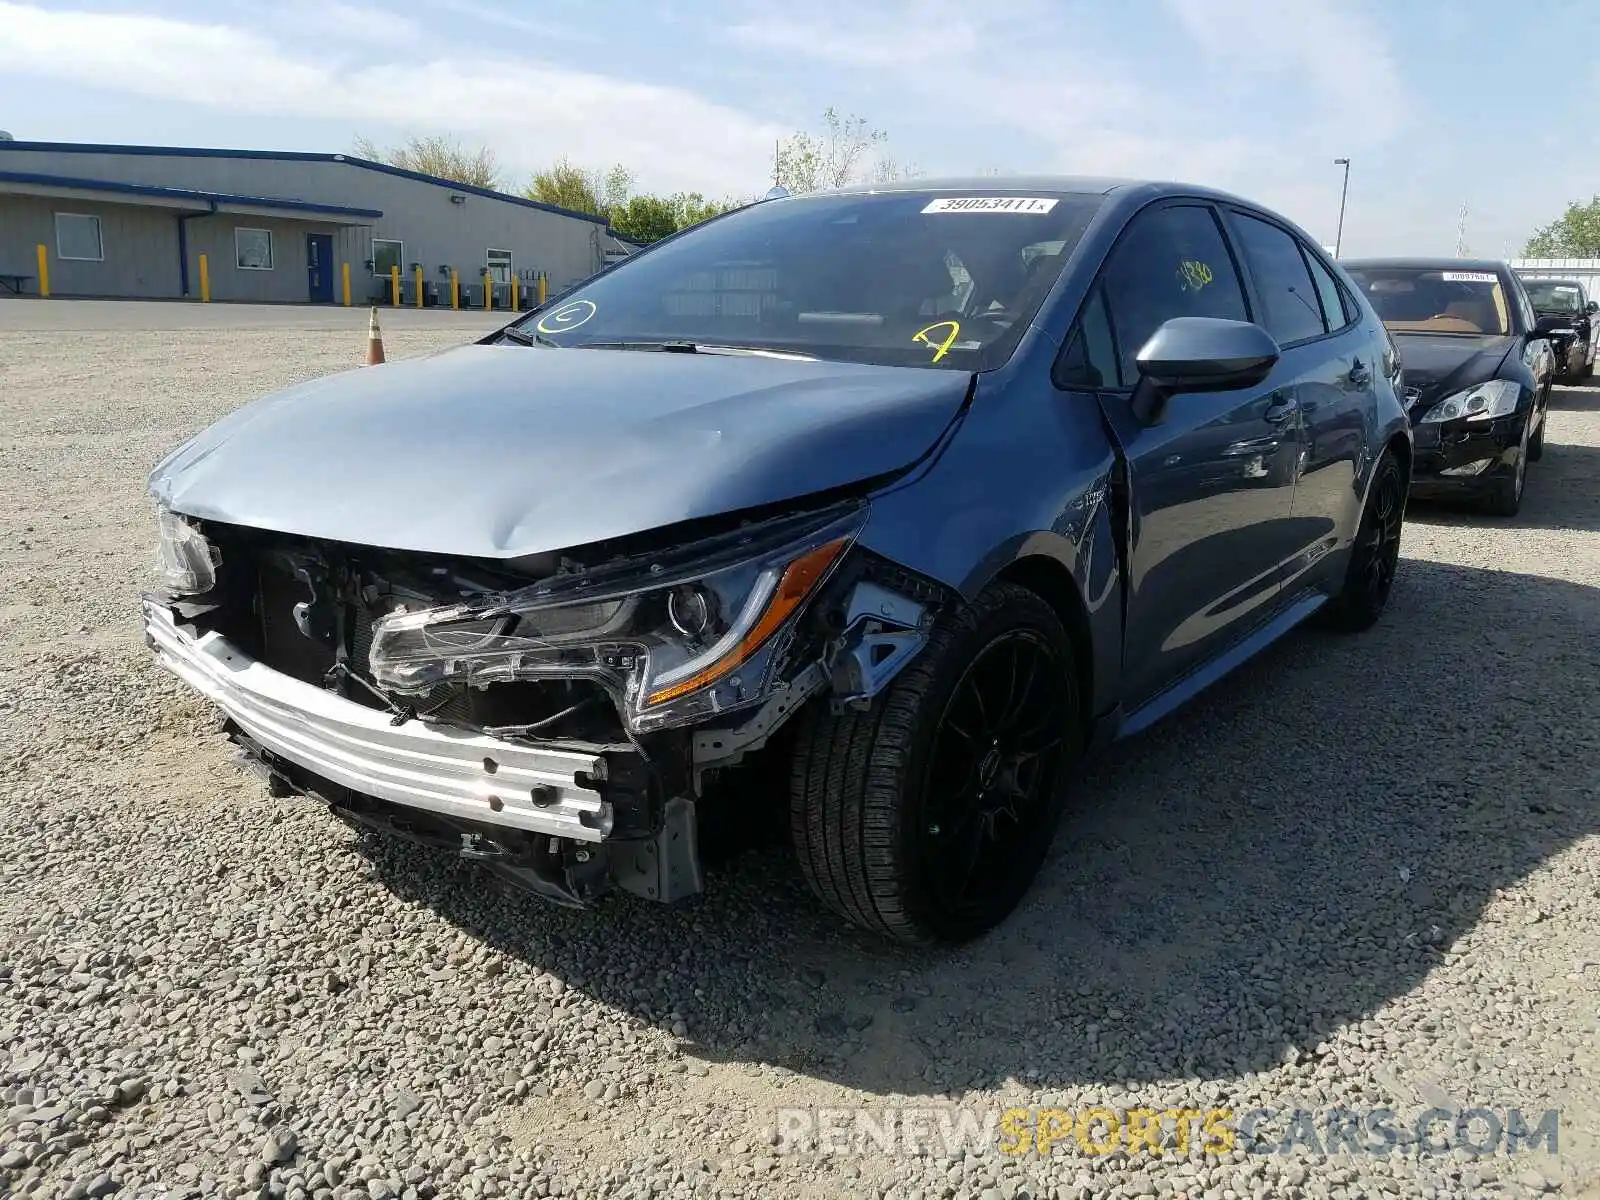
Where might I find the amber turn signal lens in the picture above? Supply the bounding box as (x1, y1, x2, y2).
(645, 537, 850, 706)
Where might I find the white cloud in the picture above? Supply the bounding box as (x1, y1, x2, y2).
(1161, 0, 1407, 144)
(0, 1, 784, 195)
(724, 0, 1262, 189)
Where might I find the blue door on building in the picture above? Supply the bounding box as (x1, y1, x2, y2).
(306, 234, 334, 303)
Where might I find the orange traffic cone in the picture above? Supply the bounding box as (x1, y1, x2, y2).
(365, 307, 386, 365)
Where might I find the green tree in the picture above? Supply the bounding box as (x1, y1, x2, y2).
(525, 158, 632, 217)
(1524, 196, 1600, 257)
(610, 193, 681, 243)
(525, 158, 603, 214)
(770, 108, 920, 195)
(671, 192, 740, 229)
(353, 134, 503, 190)
(774, 107, 889, 194)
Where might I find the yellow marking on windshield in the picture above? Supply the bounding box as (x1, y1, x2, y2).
(913, 320, 962, 362)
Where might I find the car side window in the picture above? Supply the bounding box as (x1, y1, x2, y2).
(1302, 248, 1349, 334)
(1230, 212, 1326, 345)
(1512, 278, 1536, 333)
(1055, 286, 1119, 389)
(1098, 204, 1249, 386)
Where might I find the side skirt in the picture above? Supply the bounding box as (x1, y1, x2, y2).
(1114, 590, 1330, 740)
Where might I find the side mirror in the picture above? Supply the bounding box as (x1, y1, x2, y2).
(1587, 300, 1597, 315)
(1130, 317, 1281, 423)
(1531, 314, 1563, 337)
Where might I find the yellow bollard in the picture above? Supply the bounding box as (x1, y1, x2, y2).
(35, 243, 49, 298)
(510, 275, 519, 312)
(341, 262, 352, 306)
(389, 265, 400, 307)
(537, 273, 547, 306)
(450, 269, 459, 310)
(199, 253, 210, 302)
(414, 264, 424, 309)
(483, 272, 492, 311)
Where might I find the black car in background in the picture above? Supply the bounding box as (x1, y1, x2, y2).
(1343, 258, 1553, 516)
(1519, 276, 1596, 381)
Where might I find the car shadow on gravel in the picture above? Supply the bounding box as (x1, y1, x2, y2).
(1548, 382, 1600, 412)
(359, 557, 1599, 1099)
(1406, 439, 1600, 533)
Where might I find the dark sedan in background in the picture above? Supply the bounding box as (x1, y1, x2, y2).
(1343, 258, 1553, 516)
(1519, 276, 1596, 381)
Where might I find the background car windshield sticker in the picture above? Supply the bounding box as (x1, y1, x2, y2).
(1441, 271, 1498, 284)
(1178, 259, 1214, 292)
(535, 299, 597, 336)
(921, 197, 1059, 214)
(912, 320, 962, 362)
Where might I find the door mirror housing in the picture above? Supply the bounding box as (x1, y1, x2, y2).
(1130, 317, 1281, 422)
(1587, 300, 1598, 314)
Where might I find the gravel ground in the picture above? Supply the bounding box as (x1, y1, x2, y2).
(2, 321, 1599, 1200)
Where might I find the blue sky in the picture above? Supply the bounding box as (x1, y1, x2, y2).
(1, 0, 1594, 258)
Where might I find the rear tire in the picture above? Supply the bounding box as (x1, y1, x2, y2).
(788, 582, 1081, 945)
(1325, 449, 1406, 632)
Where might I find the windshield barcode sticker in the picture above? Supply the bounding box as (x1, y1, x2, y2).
(922, 197, 1058, 214)
(1440, 271, 1498, 283)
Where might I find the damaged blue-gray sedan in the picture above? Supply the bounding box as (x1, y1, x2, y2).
(143, 177, 1412, 944)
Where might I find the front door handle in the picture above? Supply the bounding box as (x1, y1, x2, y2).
(1263, 393, 1298, 424)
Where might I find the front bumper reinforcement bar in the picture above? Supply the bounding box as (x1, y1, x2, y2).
(141, 599, 613, 843)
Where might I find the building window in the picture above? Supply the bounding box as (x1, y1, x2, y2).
(372, 239, 404, 277)
(55, 213, 103, 261)
(235, 228, 274, 270)
(487, 248, 513, 286)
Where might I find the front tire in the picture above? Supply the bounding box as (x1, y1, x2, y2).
(1485, 416, 1531, 517)
(788, 583, 1081, 944)
(1325, 449, 1406, 632)
(1527, 388, 1548, 462)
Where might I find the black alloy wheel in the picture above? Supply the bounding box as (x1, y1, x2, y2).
(789, 582, 1082, 944)
(1528, 387, 1547, 462)
(1486, 419, 1529, 517)
(915, 629, 1072, 928)
(1326, 448, 1406, 632)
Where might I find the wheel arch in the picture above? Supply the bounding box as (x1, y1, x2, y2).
(1386, 428, 1412, 490)
(991, 553, 1096, 731)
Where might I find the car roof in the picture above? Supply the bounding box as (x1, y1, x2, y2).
(1341, 256, 1512, 274)
(802, 174, 1265, 207)
(1521, 276, 1586, 286)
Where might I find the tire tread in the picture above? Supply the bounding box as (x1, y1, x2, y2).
(788, 583, 1073, 944)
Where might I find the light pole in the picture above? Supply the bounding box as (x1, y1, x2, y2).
(1333, 158, 1351, 259)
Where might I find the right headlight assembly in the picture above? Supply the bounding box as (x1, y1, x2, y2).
(367, 505, 865, 733)
(1418, 378, 1519, 424)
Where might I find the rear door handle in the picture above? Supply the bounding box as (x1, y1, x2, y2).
(1263, 393, 1298, 424)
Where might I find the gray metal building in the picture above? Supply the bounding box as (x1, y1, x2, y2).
(0, 141, 634, 305)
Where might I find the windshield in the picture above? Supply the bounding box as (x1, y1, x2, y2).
(511, 190, 1106, 370)
(1343, 266, 1510, 336)
(1524, 280, 1584, 314)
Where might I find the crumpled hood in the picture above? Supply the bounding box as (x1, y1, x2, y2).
(1391, 332, 1514, 413)
(149, 344, 971, 559)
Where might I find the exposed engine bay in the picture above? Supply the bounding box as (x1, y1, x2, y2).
(142, 498, 947, 908)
